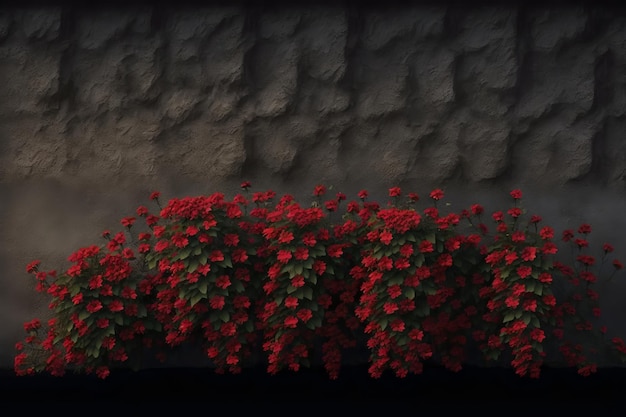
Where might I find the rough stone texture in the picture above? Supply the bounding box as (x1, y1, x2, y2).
(2, 4, 626, 367)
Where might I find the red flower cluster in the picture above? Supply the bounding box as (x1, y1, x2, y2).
(15, 184, 626, 381)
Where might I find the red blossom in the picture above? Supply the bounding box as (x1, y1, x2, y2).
(429, 189, 444, 200)
(313, 185, 326, 196)
(510, 189, 522, 199)
(121, 217, 136, 228)
(388, 187, 402, 197)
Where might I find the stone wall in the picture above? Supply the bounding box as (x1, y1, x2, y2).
(2, 2, 626, 367)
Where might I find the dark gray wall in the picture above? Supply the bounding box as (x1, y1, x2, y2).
(2, 3, 626, 367)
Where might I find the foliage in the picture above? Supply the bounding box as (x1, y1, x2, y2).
(15, 184, 626, 379)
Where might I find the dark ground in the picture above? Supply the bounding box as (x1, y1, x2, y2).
(1, 364, 624, 413)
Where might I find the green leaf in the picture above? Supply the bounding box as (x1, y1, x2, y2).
(294, 263, 304, 275)
(78, 311, 90, 321)
(220, 256, 233, 269)
(379, 318, 388, 330)
(193, 247, 202, 256)
(114, 315, 124, 326)
(190, 293, 204, 307)
(179, 248, 192, 260)
(218, 311, 230, 323)
(188, 259, 199, 273)
(503, 312, 515, 323)
(287, 285, 297, 294)
(404, 287, 416, 300)
(303, 287, 313, 300)
(148, 257, 158, 270)
(198, 281, 208, 295)
(426, 233, 436, 244)
(198, 254, 208, 265)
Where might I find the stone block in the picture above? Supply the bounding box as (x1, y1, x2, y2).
(76, 11, 136, 50)
(248, 40, 299, 118)
(412, 46, 456, 113)
(202, 15, 246, 85)
(298, 10, 347, 82)
(0, 46, 60, 115)
(354, 51, 408, 118)
(258, 10, 301, 40)
(456, 7, 517, 52)
(362, 7, 445, 51)
(530, 8, 587, 50)
(460, 118, 512, 181)
(515, 50, 595, 119)
(18, 8, 61, 41)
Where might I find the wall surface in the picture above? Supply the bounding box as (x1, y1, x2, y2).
(2, 2, 626, 367)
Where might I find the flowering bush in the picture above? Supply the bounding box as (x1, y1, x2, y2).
(15, 184, 626, 379)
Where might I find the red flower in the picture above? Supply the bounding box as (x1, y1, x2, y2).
(521, 247, 537, 261)
(510, 189, 522, 199)
(240, 181, 251, 190)
(429, 189, 444, 200)
(379, 231, 393, 245)
(578, 224, 592, 234)
(530, 328, 545, 342)
(297, 309, 313, 323)
(492, 211, 504, 222)
(516, 266, 532, 279)
(390, 319, 405, 332)
(507, 207, 522, 218)
(96, 366, 110, 379)
(419, 240, 433, 253)
(530, 215, 542, 223)
(284, 316, 298, 328)
(277, 250, 293, 264)
(613, 259, 623, 270)
(539, 273, 552, 284)
(285, 296, 299, 309)
(210, 250, 225, 262)
(358, 190, 368, 200)
(108, 300, 124, 312)
(121, 217, 136, 228)
(149, 191, 160, 201)
(26, 260, 40, 274)
(471, 204, 484, 215)
(209, 296, 225, 310)
(408, 193, 419, 202)
(562, 230, 574, 242)
(278, 230, 294, 244)
(313, 185, 326, 196)
(72, 293, 83, 305)
(86, 300, 103, 313)
(387, 285, 402, 299)
(216, 275, 231, 289)
(511, 231, 525, 243)
(291, 275, 305, 288)
(294, 247, 309, 261)
(603, 243, 614, 253)
(388, 187, 402, 197)
(383, 302, 399, 314)
(324, 200, 338, 212)
(23, 319, 41, 332)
